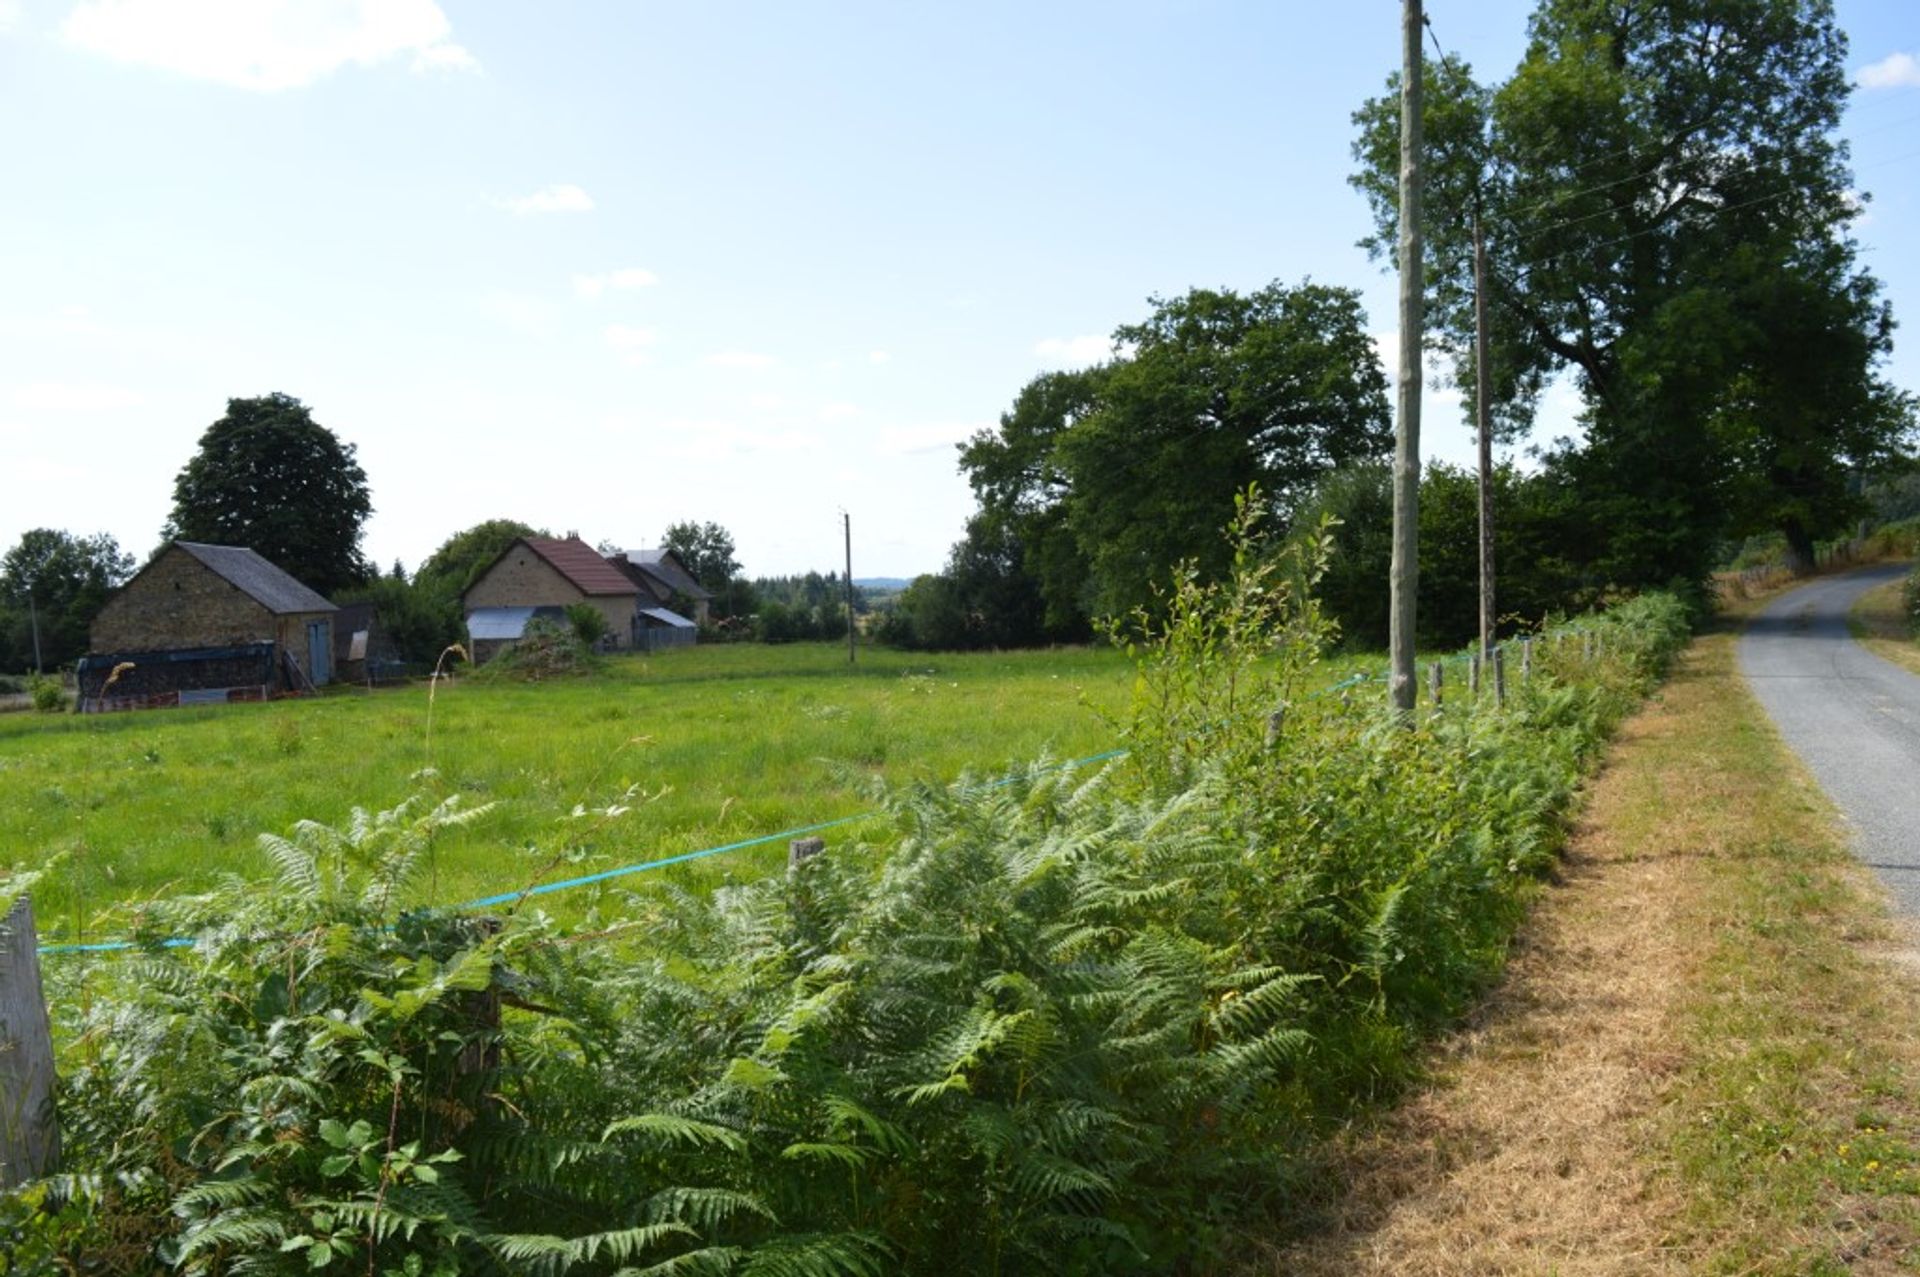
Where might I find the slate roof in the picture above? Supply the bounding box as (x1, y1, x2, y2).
(617, 548, 712, 600)
(174, 542, 337, 615)
(523, 537, 641, 596)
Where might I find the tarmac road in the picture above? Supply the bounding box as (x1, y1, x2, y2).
(1739, 563, 1920, 914)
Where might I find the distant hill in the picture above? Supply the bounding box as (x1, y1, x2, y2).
(855, 577, 913, 591)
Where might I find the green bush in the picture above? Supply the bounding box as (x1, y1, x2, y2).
(28, 674, 64, 713)
(16, 510, 1692, 1273)
(1905, 564, 1920, 637)
(565, 602, 610, 647)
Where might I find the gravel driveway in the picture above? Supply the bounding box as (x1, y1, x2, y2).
(1738, 563, 1920, 914)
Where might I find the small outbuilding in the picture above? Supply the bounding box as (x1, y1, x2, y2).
(81, 541, 338, 712)
(331, 601, 404, 685)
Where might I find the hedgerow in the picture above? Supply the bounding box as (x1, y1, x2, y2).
(7, 509, 1690, 1274)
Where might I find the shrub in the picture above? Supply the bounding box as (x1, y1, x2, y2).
(481, 617, 594, 681)
(28, 674, 64, 713)
(1906, 564, 1920, 638)
(565, 601, 610, 647)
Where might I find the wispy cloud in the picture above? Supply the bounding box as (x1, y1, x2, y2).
(1033, 334, 1113, 368)
(11, 382, 142, 412)
(62, 0, 479, 91)
(704, 351, 777, 370)
(817, 402, 860, 423)
(868, 350, 891, 365)
(492, 184, 594, 216)
(572, 268, 658, 299)
(1858, 52, 1920, 90)
(0, 0, 21, 35)
(878, 422, 985, 457)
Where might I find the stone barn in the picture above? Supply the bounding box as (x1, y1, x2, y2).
(462, 536, 642, 660)
(81, 541, 338, 712)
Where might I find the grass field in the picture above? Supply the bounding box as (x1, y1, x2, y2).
(1, 642, 1143, 942)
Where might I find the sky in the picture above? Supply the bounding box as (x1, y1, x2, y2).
(2, 1, 1916, 581)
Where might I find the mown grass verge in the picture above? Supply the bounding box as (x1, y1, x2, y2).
(1656, 627, 1920, 1272)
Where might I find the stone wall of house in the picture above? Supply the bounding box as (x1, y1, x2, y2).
(91, 547, 277, 653)
(276, 613, 334, 686)
(465, 549, 634, 648)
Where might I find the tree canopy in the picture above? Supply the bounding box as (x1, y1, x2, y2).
(165, 393, 375, 595)
(954, 280, 1392, 634)
(1351, 0, 1914, 583)
(661, 521, 742, 592)
(0, 529, 135, 671)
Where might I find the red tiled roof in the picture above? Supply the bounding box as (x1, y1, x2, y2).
(523, 536, 639, 596)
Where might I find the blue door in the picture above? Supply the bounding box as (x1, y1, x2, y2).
(307, 621, 331, 686)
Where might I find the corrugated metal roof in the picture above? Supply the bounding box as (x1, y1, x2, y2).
(638, 606, 696, 628)
(173, 542, 338, 615)
(466, 605, 567, 640)
(619, 548, 712, 600)
(525, 537, 640, 596)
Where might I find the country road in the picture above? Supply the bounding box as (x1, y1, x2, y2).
(1739, 563, 1920, 914)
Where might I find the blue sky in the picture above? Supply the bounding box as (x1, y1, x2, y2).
(2, 1, 1915, 579)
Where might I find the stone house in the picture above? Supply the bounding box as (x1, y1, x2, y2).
(81, 541, 338, 711)
(607, 548, 713, 625)
(462, 536, 644, 661)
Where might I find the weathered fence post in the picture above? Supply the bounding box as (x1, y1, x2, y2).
(1264, 707, 1287, 749)
(1582, 631, 1594, 664)
(788, 836, 826, 873)
(1520, 637, 1533, 682)
(1427, 661, 1442, 708)
(1493, 645, 1507, 707)
(1469, 651, 1482, 698)
(0, 896, 59, 1187)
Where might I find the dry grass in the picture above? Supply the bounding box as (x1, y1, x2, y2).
(1250, 629, 1920, 1275)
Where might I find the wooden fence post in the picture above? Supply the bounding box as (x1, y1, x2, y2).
(0, 896, 59, 1187)
(1493, 645, 1507, 707)
(1521, 637, 1533, 682)
(1427, 661, 1442, 708)
(1469, 651, 1481, 698)
(1264, 707, 1287, 748)
(789, 836, 826, 873)
(1582, 631, 1594, 663)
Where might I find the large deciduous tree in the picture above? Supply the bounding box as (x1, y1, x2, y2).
(958, 281, 1391, 629)
(0, 529, 135, 670)
(1352, 0, 1914, 587)
(660, 521, 742, 592)
(165, 393, 375, 594)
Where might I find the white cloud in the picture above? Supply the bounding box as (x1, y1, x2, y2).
(62, 0, 478, 91)
(868, 350, 891, 365)
(0, 305, 110, 340)
(1033, 334, 1113, 368)
(745, 393, 785, 412)
(705, 351, 777, 370)
(0, 0, 20, 34)
(410, 41, 477, 75)
(1858, 52, 1920, 90)
(817, 402, 860, 423)
(878, 422, 985, 457)
(572, 267, 658, 299)
(11, 382, 142, 411)
(492, 184, 594, 216)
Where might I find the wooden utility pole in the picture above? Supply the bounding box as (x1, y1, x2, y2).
(1474, 211, 1496, 663)
(843, 512, 856, 666)
(1388, 0, 1425, 715)
(25, 594, 41, 676)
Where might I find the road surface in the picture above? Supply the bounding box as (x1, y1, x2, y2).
(1739, 563, 1920, 914)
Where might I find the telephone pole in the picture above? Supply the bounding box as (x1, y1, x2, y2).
(843, 511, 856, 665)
(1388, 0, 1425, 715)
(26, 593, 42, 676)
(1474, 209, 1496, 662)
